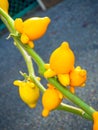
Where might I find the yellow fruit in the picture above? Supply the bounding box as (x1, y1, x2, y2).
(50, 41, 75, 74)
(23, 17, 51, 40)
(14, 17, 51, 48)
(93, 112, 98, 130)
(70, 66, 87, 87)
(14, 18, 23, 33)
(93, 112, 98, 121)
(58, 74, 70, 86)
(0, 0, 9, 13)
(93, 122, 98, 130)
(42, 84, 63, 117)
(13, 80, 40, 108)
(20, 34, 34, 48)
(69, 66, 87, 93)
(44, 68, 56, 78)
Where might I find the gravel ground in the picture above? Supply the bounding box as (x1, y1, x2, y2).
(0, 0, 98, 130)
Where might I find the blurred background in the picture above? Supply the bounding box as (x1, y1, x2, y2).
(0, 0, 98, 130)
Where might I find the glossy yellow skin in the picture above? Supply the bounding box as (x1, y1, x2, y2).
(42, 84, 63, 117)
(0, 0, 9, 13)
(93, 112, 98, 130)
(58, 74, 70, 86)
(69, 66, 87, 93)
(50, 42, 75, 74)
(13, 80, 40, 108)
(14, 17, 51, 48)
(44, 42, 75, 77)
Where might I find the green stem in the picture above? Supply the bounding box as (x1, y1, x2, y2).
(13, 38, 45, 92)
(13, 38, 34, 75)
(0, 8, 15, 33)
(24, 46, 46, 75)
(58, 103, 93, 121)
(30, 75, 46, 92)
(48, 78, 95, 118)
(0, 8, 46, 93)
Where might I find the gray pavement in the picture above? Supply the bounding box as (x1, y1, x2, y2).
(0, 0, 98, 129)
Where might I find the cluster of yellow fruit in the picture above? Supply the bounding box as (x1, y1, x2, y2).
(13, 79, 63, 117)
(41, 42, 87, 117)
(1, 3, 97, 130)
(13, 41, 87, 118)
(44, 41, 87, 93)
(14, 17, 51, 48)
(1, 1, 87, 118)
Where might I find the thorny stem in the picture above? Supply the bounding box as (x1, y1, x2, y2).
(0, 8, 96, 121)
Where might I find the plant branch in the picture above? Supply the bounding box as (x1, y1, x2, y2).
(23, 46, 96, 119)
(0, 8, 15, 33)
(13, 38, 45, 92)
(48, 78, 95, 119)
(0, 8, 96, 120)
(14, 40, 94, 120)
(57, 103, 93, 121)
(24, 46, 46, 75)
(13, 39, 34, 76)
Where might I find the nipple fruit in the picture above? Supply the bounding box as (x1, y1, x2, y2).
(42, 84, 63, 117)
(13, 80, 40, 108)
(14, 17, 51, 48)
